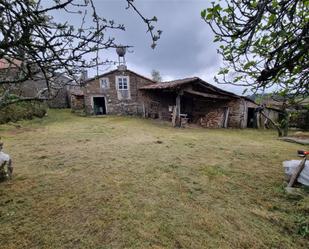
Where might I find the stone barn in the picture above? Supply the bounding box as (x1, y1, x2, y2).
(140, 77, 279, 128)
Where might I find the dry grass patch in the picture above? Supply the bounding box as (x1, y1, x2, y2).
(0, 109, 308, 249)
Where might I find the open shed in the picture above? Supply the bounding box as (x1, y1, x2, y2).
(140, 77, 266, 128)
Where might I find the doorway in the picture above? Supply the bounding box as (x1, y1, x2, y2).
(93, 97, 106, 115)
(247, 107, 256, 128)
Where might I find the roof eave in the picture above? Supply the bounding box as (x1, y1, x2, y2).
(83, 68, 156, 85)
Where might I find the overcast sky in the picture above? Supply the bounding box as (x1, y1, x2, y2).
(50, 0, 247, 94)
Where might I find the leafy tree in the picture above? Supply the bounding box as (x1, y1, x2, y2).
(151, 69, 162, 82)
(201, 0, 308, 136)
(0, 0, 161, 108)
(201, 0, 308, 96)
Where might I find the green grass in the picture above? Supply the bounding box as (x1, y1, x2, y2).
(0, 109, 308, 249)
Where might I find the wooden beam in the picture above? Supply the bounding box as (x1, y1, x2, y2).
(196, 81, 237, 98)
(184, 89, 230, 100)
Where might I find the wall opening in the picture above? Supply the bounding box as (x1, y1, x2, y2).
(93, 97, 106, 115)
(247, 107, 256, 128)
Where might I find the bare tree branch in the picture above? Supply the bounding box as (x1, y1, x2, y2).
(0, 0, 161, 107)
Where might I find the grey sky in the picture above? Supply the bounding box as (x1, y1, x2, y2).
(50, 0, 246, 94)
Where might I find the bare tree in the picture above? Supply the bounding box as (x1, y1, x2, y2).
(0, 0, 162, 108)
(151, 69, 162, 82)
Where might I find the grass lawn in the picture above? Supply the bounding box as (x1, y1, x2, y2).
(0, 109, 308, 249)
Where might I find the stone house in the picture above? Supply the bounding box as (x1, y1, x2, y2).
(19, 73, 72, 108)
(0, 58, 72, 108)
(76, 67, 155, 115)
(72, 67, 280, 128)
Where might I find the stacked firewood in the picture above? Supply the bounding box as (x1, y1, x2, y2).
(200, 110, 224, 128)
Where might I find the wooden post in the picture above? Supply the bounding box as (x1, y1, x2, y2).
(223, 107, 229, 128)
(142, 102, 146, 118)
(172, 106, 177, 127)
(255, 111, 260, 129)
(287, 156, 307, 187)
(176, 94, 181, 127)
(241, 98, 247, 129)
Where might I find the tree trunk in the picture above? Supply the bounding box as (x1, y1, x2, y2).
(260, 111, 283, 137)
(281, 109, 289, 137)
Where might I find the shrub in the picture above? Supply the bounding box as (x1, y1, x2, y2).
(290, 110, 309, 130)
(0, 101, 47, 124)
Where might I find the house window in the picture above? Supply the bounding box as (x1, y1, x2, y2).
(116, 76, 130, 100)
(100, 78, 109, 89)
(117, 76, 129, 90)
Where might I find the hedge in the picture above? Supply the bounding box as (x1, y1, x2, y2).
(0, 101, 47, 124)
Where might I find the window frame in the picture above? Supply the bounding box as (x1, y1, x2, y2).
(115, 75, 130, 100)
(100, 77, 109, 89)
(116, 76, 130, 91)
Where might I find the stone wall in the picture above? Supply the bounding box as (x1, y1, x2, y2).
(19, 74, 71, 108)
(142, 92, 239, 128)
(2, 73, 70, 108)
(84, 69, 154, 115)
(227, 99, 258, 128)
(226, 98, 283, 129)
(141, 91, 176, 120)
(227, 99, 245, 128)
(71, 95, 85, 110)
(48, 87, 69, 108)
